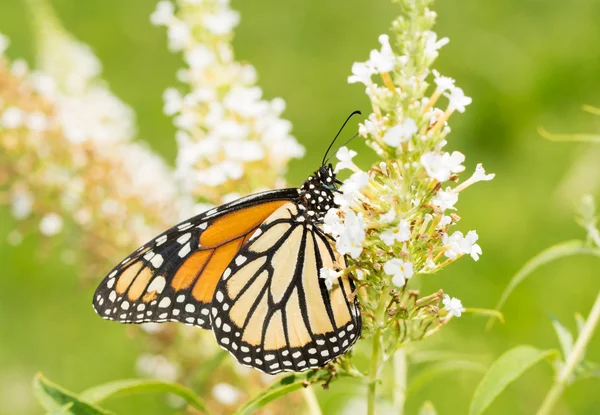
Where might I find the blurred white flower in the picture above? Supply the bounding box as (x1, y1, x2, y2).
(11, 188, 33, 219)
(212, 383, 240, 405)
(384, 259, 414, 287)
(136, 354, 179, 382)
(383, 118, 418, 146)
(443, 294, 465, 317)
(150, 1, 175, 26)
(203, 10, 240, 35)
(0, 33, 9, 55)
(1, 107, 24, 129)
(39, 213, 64, 236)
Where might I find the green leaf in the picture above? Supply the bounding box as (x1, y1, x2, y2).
(487, 240, 600, 330)
(33, 373, 113, 415)
(418, 401, 438, 415)
(550, 316, 574, 359)
(463, 308, 504, 324)
(410, 350, 489, 365)
(538, 126, 600, 143)
(582, 104, 600, 115)
(48, 403, 74, 415)
(575, 313, 586, 334)
(408, 360, 487, 396)
(80, 379, 210, 414)
(468, 346, 558, 415)
(234, 370, 328, 415)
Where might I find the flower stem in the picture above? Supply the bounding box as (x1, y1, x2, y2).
(367, 290, 390, 415)
(392, 347, 407, 414)
(302, 386, 322, 415)
(536, 290, 600, 415)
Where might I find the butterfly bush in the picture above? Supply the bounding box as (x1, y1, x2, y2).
(0, 20, 179, 275)
(151, 0, 304, 207)
(321, 0, 494, 399)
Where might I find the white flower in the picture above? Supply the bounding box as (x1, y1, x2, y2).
(431, 188, 458, 211)
(150, 1, 174, 26)
(384, 258, 414, 287)
(443, 230, 482, 261)
(420, 151, 465, 182)
(212, 383, 240, 405)
(340, 171, 369, 197)
(444, 86, 472, 113)
(379, 208, 396, 223)
(136, 353, 179, 382)
(335, 211, 365, 259)
(334, 146, 358, 173)
(383, 118, 418, 146)
(348, 61, 375, 85)
(323, 208, 344, 237)
(223, 141, 265, 162)
(26, 111, 50, 132)
(39, 213, 64, 236)
(1, 107, 24, 129)
(11, 59, 29, 77)
(368, 34, 396, 72)
(424, 31, 449, 60)
(167, 20, 191, 52)
(203, 10, 240, 35)
(380, 219, 411, 246)
(438, 215, 452, 227)
(185, 44, 215, 70)
(470, 163, 495, 183)
(163, 88, 183, 115)
(0, 33, 9, 55)
(432, 69, 455, 92)
(319, 267, 340, 291)
(11, 188, 33, 219)
(443, 294, 465, 317)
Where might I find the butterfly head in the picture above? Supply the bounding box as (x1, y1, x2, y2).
(297, 164, 339, 220)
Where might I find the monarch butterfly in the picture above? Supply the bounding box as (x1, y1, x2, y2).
(93, 112, 363, 375)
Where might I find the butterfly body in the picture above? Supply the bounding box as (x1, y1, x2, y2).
(93, 164, 361, 374)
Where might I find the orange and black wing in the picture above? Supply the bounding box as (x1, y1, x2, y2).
(211, 202, 362, 374)
(92, 189, 297, 330)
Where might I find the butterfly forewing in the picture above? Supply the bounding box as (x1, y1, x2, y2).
(92, 189, 297, 330)
(211, 202, 362, 374)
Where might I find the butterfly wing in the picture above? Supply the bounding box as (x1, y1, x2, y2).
(211, 202, 362, 374)
(92, 189, 298, 330)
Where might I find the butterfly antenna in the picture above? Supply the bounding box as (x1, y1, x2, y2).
(322, 110, 362, 166)
(324, 133, 360, 165)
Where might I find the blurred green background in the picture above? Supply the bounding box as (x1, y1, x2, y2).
(1, 0, 599, 414)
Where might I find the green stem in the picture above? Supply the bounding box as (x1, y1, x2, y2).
(392, 348, 407, 414)
(301, 386, 322, 415)
(367, 290, 390, 415)
(536, 290, 600, 415)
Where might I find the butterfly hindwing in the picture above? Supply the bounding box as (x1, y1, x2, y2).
(211, 202, 362, 374)
(92, 189, 297, 330)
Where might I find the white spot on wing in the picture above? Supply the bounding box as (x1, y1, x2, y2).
(177, 233, 191, 244)
(158, 297, 171, 308)
(150, 254, 164, 268)
(178, 243, 191, 258)
(147, 276, 166, 294)
(235, 255, 247, 266)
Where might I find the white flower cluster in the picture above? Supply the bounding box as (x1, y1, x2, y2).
(151, 0, 304, 202)
(323, 13, 496, 313)
(1, 25, 179, 248)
